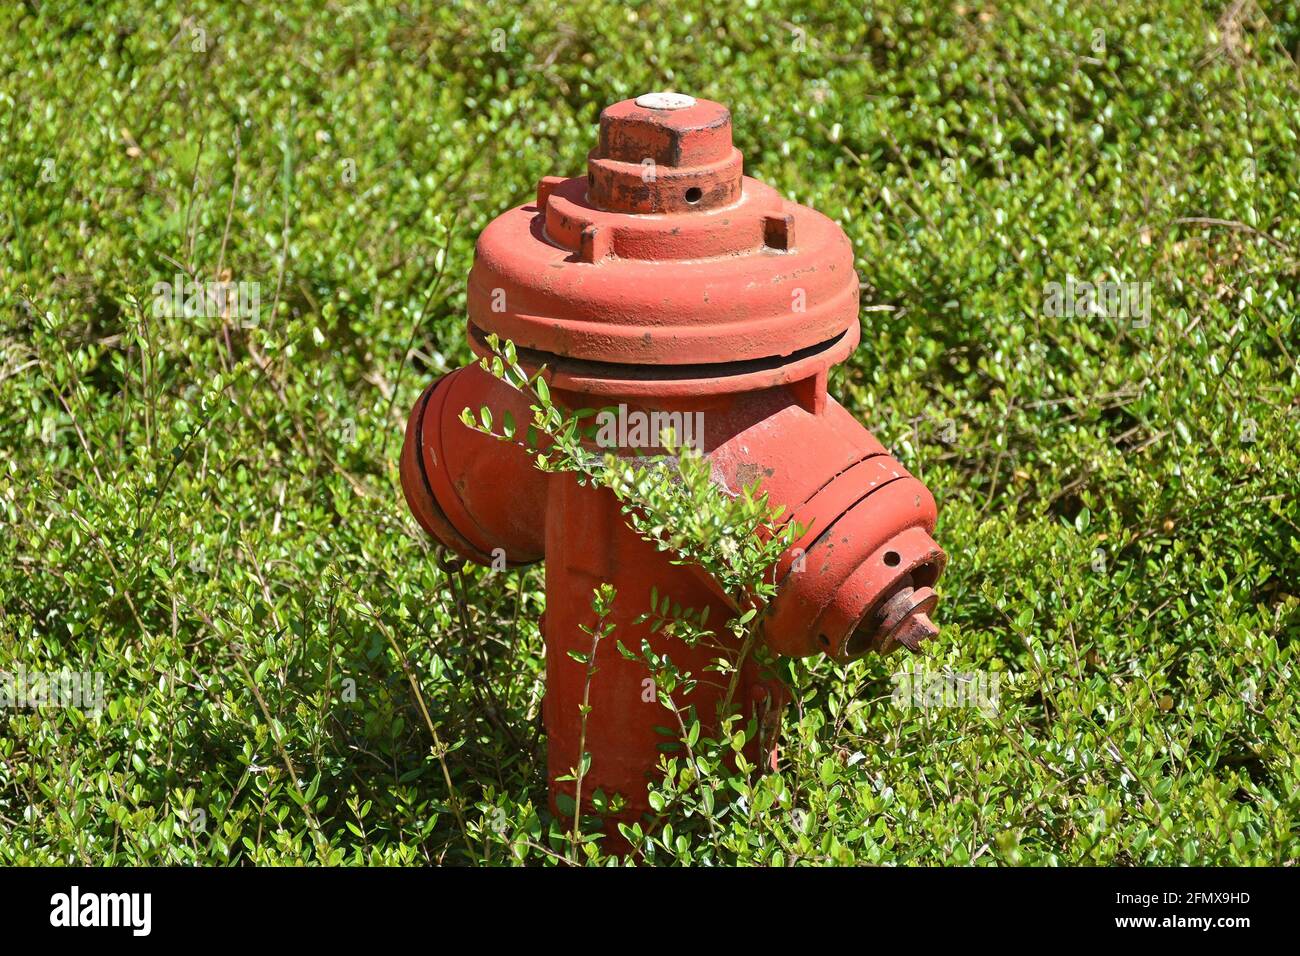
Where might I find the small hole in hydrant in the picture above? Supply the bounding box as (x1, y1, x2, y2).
(685, 186, 703, 204)
(884, 550, 901, 566)
(818, 633, 830, 648)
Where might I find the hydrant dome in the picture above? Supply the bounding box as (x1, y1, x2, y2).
(466, 96, 862, 376)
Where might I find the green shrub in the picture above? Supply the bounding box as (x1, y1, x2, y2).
(1, 0, 1296, 864)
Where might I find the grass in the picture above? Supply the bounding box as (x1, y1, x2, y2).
(1, 0, 1297, 865)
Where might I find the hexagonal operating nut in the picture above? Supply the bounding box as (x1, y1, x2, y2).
(597, 96, 733, 168)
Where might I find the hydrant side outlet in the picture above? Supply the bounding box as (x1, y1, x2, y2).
(399, 94, 947, 830)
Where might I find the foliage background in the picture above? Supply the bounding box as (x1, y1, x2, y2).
(1, 0, 1297, 864)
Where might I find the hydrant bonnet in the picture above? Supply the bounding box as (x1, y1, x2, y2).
(465, 96, 862, 391)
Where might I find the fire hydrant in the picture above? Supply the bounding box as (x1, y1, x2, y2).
(400, 93, 946, 833)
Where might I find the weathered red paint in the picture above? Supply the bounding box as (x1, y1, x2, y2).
(400, 95, 946, 835)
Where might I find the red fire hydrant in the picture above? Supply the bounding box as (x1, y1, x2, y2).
(400, 93, 946, 833)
